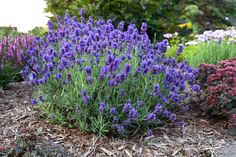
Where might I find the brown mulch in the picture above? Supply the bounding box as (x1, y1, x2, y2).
(0, 82, 235, 157)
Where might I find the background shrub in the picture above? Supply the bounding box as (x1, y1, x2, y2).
(44, 0, 236, 40)
(29, 26, 48, 37)
(198, 58, 236, 133)
(22, 11, 199, 138)
(0, 34, 33, 88)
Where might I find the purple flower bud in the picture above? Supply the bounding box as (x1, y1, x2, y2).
(80, 8, 85, 16)
(49, 113, 55, 119)
(118, 21, 125, 31)
(58, 64, 64, 72)
(177, 44, 184, 56)
(117, 125, 125, 134)
(112, 116, 118, 123)
(153, 84, 160, 96)
(55, 73, 62, 80)
(122, 100, 132, 112)
(191, 84, 200, 92)
(176, 121, 186, 127)
(87, 77, 93, 85)
(154, 103, 163, 113)
(81, 89, 90, 104)
(141, 22, 147, 32)
(38, 95, 44, 102)
(99, 102, 106, 112)
(109, 107, 117, 115)
(124, 64, 131, 75)
(47, 62, 54, 71)
(163, 110, 170, 117)
(170, 113, 177, 122)
(128, 108, 138, 119)
(146, 113, 156, 122)
(67, 73, 72, 81)
(108, 79, 116, 87)
(146, 129, 153, 137)
(31, 99, 37, 105)
(84, 66, 92, 76)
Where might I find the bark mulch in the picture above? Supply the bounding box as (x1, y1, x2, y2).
(0, 82, 235, 157)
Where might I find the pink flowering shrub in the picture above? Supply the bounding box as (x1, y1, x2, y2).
(199, 58, 236, 131)
(0, 34, 33, 67)
(0, 34, 33, 88)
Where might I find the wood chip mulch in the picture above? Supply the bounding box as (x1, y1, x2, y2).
(0, 82, 235, 157)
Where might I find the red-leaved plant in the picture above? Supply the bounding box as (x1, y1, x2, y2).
(198, 58, 236, 135)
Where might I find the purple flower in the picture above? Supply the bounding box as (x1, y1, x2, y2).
(49, 113, 55, 119)
(176, 44, 184, 56)
(31, 99, 37, 105)
(67, 73, 72, 81)
(99, 102, 106, 112)
(38, 95, 44, 102)
(163, 110, 170, 117)
(47, 62, 54, 71)
(122, 100, 132, 112)
(80, 8, 85, 16)
(117, 125, 125, 134)
(146, 129, 153, 137)
(191, 84, 200, 92)
(122, 119, 131, 126)
(108, 79, 116, 87)
(87, 77, 93, 85)
(84, 66, 92, 76)
(55, 73, 62, 80)
(128, 108, 138, 119)
(154, 103, 163, 113)
(109, 107, 117, 115)
(153, 84, 160, 96)
(176, 121, 186, 127)
(81, 89, 90, 104)
(124, 64, 131, 75)
(140, 60, 147, 71)
(170, 113, 177, 122)
(118, 21, 125, 31)
(146, 113, 156, 122)
(58, 64, 64, 72)
(141, 22, 147, 32)
(112, 116, 118, 123)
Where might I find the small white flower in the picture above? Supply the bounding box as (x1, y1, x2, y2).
(185, 41, 198, 45)
(163, 33, 172, 39)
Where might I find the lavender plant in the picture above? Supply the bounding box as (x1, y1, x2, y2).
(22, 9, 199, 138)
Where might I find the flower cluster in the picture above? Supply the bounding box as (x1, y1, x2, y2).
(199, 58, 236, 129)
(229, 113, 236, 129)
(0, 34, 33, 69)
(195, 28, 236, 43)
(0, 34, 33, 88)
(22, 9, 199, 138)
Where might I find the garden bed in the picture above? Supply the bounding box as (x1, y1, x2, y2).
(0, 82, 235, 156)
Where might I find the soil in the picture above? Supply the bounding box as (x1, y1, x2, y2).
(0, 82, 235, 157)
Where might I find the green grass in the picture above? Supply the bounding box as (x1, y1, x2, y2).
(166, 40, 236, 67)
(187, 41, 236, 67)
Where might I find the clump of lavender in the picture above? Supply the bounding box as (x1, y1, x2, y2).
(22, 9, 199, 138)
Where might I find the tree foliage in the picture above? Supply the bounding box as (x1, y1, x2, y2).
(44, 0, 236, 39)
